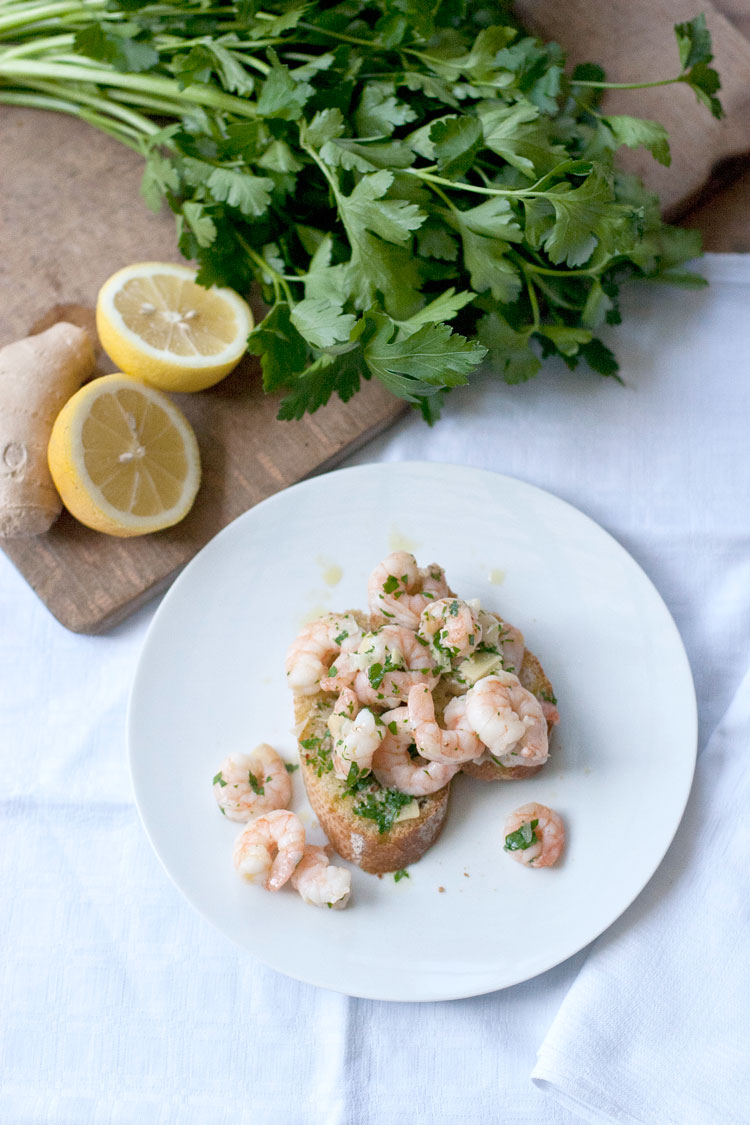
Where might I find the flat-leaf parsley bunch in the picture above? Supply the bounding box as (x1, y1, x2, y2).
(0, 2, 722, 420)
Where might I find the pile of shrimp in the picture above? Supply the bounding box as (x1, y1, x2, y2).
(212, 743, 351, 908)
(286, 551, 559, 798)
(285, 551, 565, 870)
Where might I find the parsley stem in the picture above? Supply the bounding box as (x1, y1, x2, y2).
(238, 235, 294, 303)
(0, 0, 107, 35)
(13, 75, 160, 135)
(572, 75, 682, 90)
(296, 21, 381, 50)
(0, 58, 260, 117)
(0, 33, 73, 59)
(0, 88, 144, 150)
(422, 179, 458, 212)
(515, 255, 600, 278)
(519, 264, 541, 331)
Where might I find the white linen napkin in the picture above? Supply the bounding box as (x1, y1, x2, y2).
(532, 664, 750, 1124)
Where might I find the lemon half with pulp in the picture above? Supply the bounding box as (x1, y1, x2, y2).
(48, 374, 201, 537)
(96, 262, 253, 392)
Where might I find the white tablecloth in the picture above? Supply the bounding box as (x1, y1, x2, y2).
(2, 254, 748, 1123)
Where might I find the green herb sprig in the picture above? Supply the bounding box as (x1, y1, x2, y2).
(0, 3, 721, 421)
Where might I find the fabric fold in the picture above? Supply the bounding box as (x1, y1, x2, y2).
(532, 665, 750, 1124)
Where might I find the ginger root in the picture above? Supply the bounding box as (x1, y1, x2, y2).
(0, 322, 95, 538)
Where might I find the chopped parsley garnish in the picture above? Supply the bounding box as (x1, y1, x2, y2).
(285, 762, 299, 773)
(448, 600, 459, 616)
(353, 788, 414, 835)
(333, 631, 349, 646)
(213, 772, 227, 787)
(327, 664, 338, 677)
(247, 770, 264, 796)
(394, 869, 410, 883)
(219, 806, 226, 816)
(382, 575, 400, 595)
(540, 690, 558, 705)
(301, 732, 334, 776)
(343, 760, 373, 795)
(368, 662, 385, 689)
(504, 819, 539, 852)
(387, 720, 399, 736)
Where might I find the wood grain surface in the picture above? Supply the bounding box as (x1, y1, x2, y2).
(0, 108, 406, 633)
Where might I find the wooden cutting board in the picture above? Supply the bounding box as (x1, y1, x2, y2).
(0, 107, 407, 633)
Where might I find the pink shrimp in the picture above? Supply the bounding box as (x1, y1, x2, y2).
(213, 743, 292, 821)
(503, 803, 565, 867)
(291, 845, 351, 909)
(463, 672, 549, 767)
(418, 597, 482, 668)
(285, 613, 363, 696)
(476, 611, 525, 675)
(232, 809, 305, 890)
(367, 552, 453, 629)
(342, 624, 439, 709)
(371, 707, 459, 796)
(328, 687, 384, 780)
(407, 683, 483, 764)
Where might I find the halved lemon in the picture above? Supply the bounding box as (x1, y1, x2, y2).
(48, 374, 201, 537)
(96, 262, 254, 392)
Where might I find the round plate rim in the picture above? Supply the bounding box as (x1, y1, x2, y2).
(127, 461, 698, 1001)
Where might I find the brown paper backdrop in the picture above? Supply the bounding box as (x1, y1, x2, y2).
(519, 0, 750, 237)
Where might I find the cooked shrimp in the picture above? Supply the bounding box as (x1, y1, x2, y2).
(503, 803, 564, 867)
(371, 707, 459, 796)
(341, 624, 439, 709)
(463, 672, 549, 767)
(476, 610, 525, 675)
(291, 845, 351, 909)
(418, 598, 482, 669)
(213, 744, 292, 821)
(232, 809, 305, 890)
(407, 683, 483, 764)
(285, 613, 363, 696)
(328, 687, 384, 780)
(540, 699, 560, 727)
(367, 552, 453, 628)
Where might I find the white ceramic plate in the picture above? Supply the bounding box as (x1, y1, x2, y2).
(128, 462, 696, 1001)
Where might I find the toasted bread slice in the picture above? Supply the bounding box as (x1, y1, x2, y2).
(460, 648, 557, 781)
(295, 692, 450, 874)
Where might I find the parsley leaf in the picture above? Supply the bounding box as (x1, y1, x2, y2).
(364, 314, 486, 402)
(601, 116, 671, 167)
(74, 25, 158, 73)
(247, 770, 264, 795)
(290, 297, 357, 349)
(504, 818, 539, 851)
(353, 787, 414, 834)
